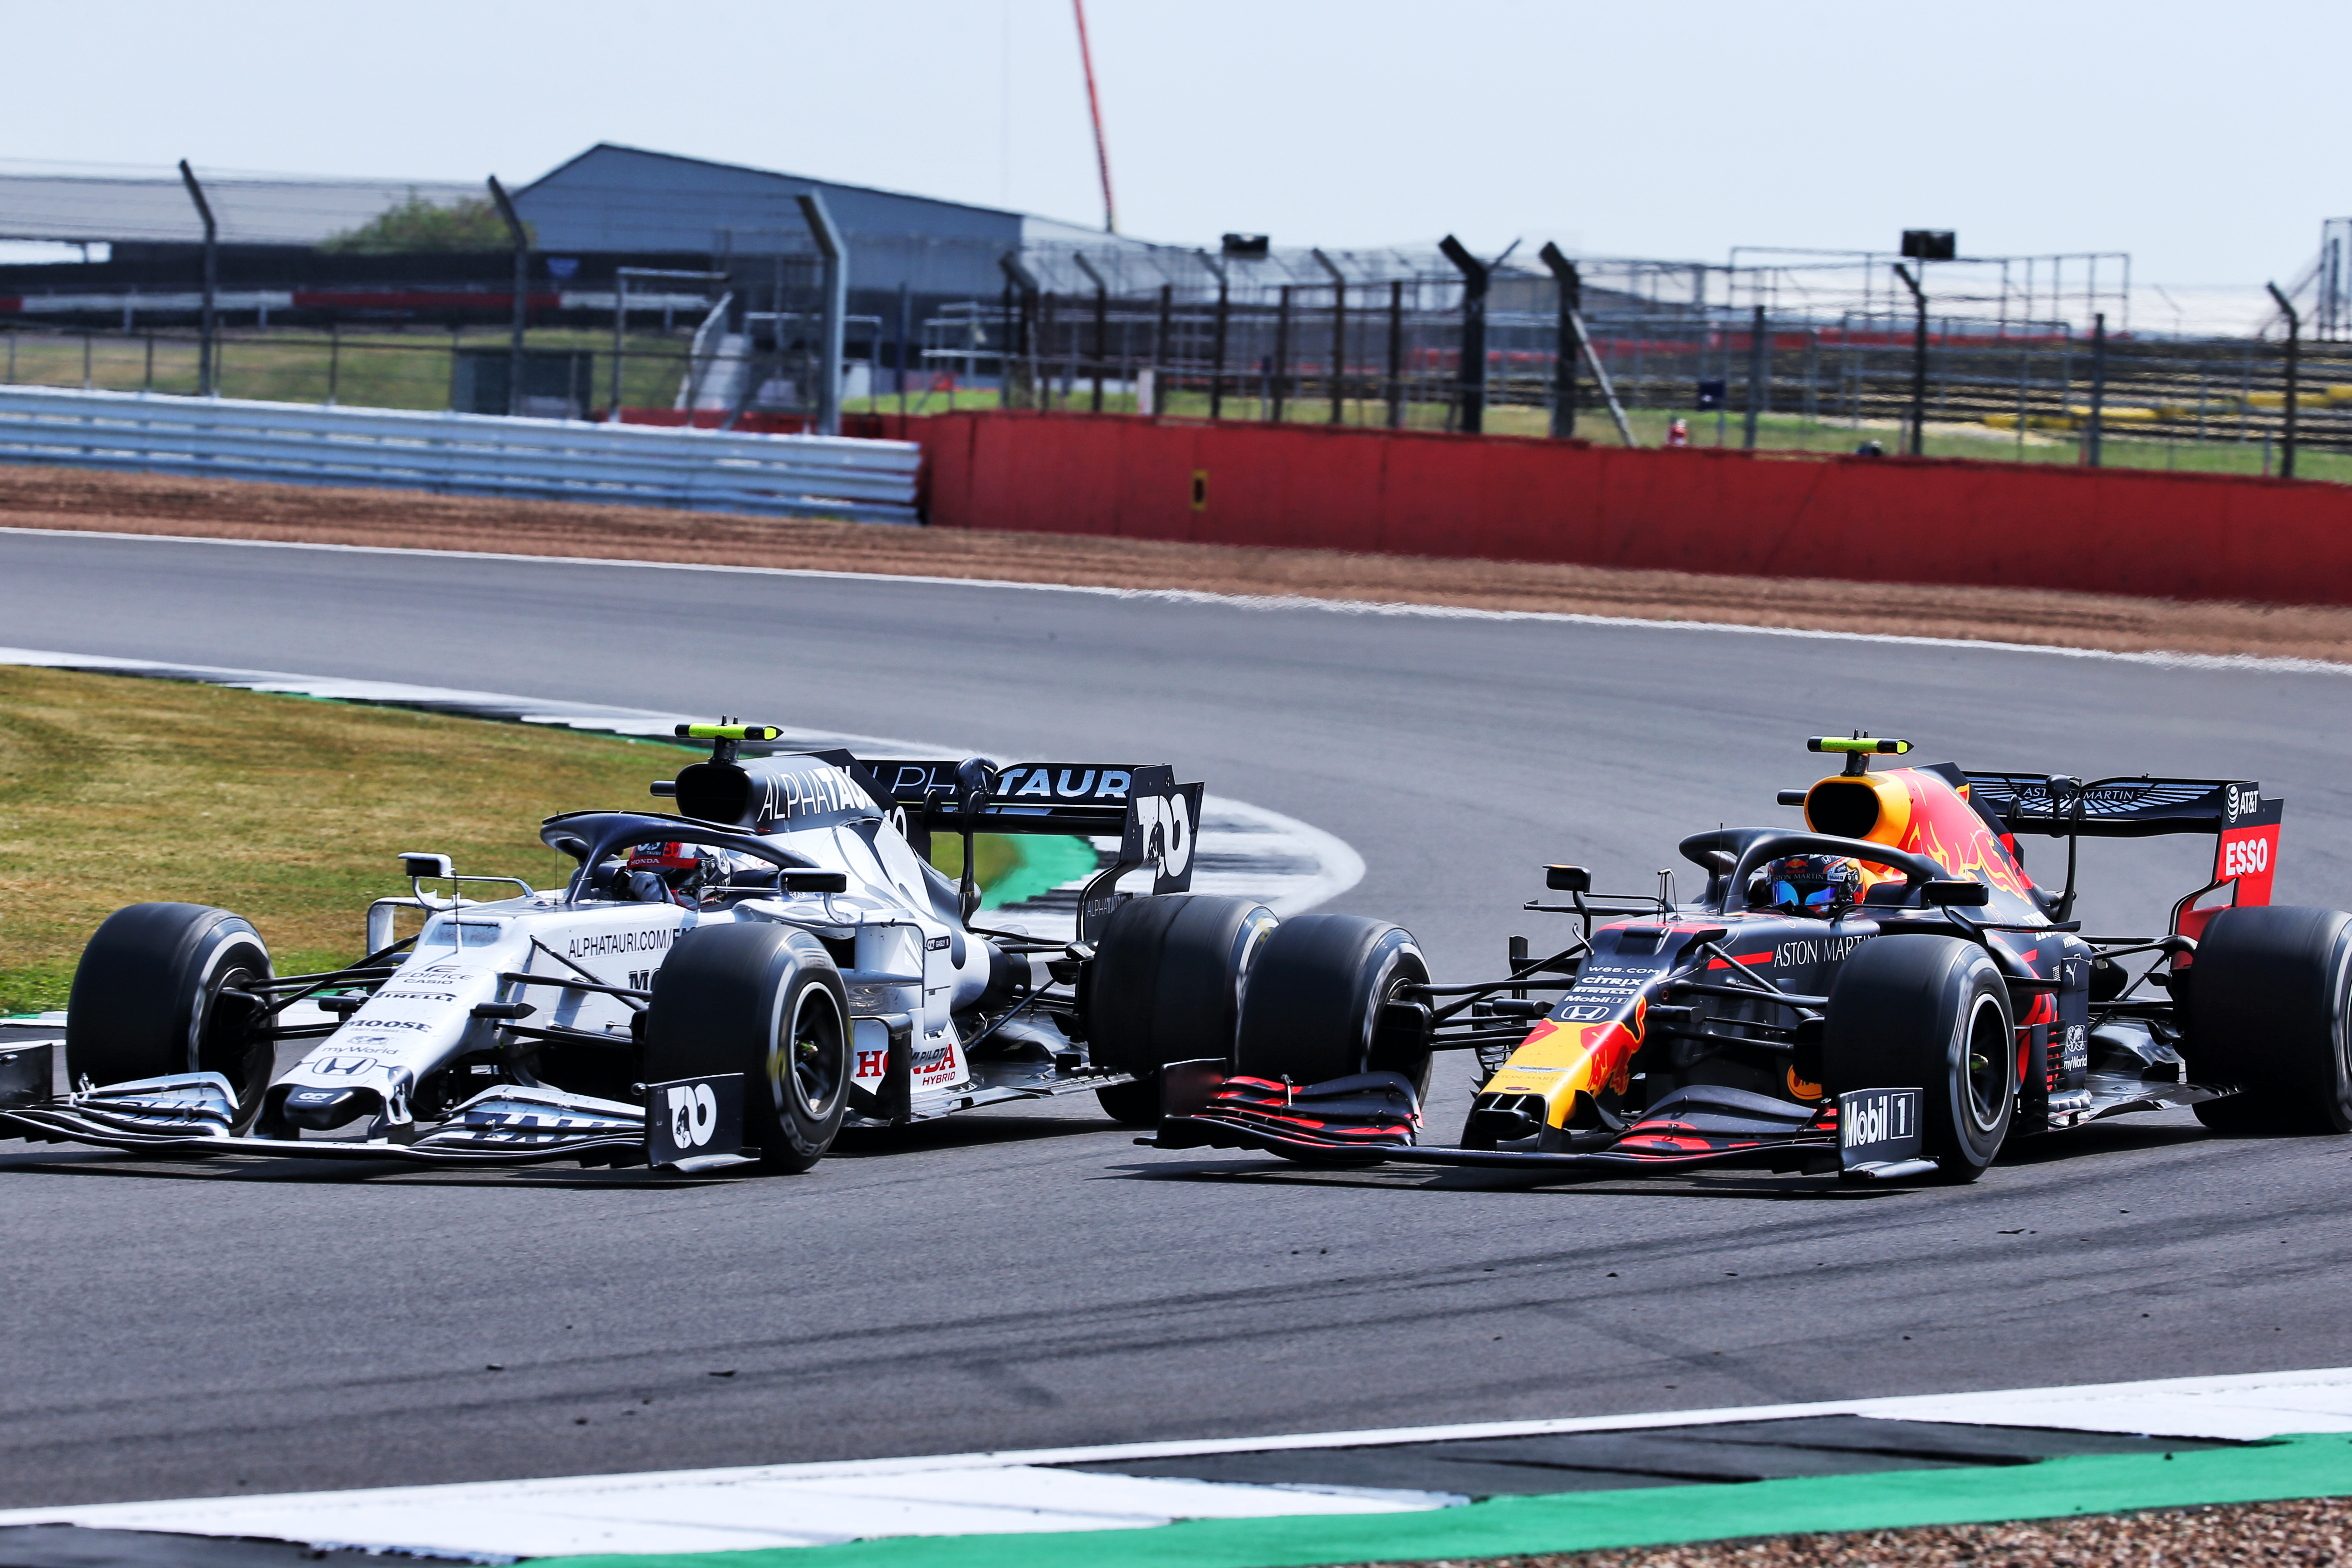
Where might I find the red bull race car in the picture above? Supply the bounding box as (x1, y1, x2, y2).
(1148, 735, 2342, 1183)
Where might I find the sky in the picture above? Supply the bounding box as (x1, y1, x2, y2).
(3, 0, 2339, 292)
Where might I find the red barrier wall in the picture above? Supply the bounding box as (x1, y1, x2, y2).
(909, 411, 2352, 607)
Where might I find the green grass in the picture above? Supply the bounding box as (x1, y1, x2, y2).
(0, 666, 690, 1013)
(0, 668, 1064, 1014)
(0, 327, 697, 414)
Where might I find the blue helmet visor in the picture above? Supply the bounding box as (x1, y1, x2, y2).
(1772, 879, 1840, 910)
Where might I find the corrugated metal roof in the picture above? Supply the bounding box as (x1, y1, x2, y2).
(0, 162, 479, 245)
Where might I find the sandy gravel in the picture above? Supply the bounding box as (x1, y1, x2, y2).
(1395, 1496, 2351, 1566)
(2, 466, 2347, 665)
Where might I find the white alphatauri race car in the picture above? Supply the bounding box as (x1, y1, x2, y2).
(0, 725, 1284, 1174)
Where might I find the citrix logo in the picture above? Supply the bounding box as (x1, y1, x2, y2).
(667, 1082, 719, 1148)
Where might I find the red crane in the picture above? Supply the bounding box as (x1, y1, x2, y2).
(1072, 0, 1117, 233)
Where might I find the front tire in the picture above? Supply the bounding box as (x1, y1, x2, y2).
(1087, 895, 1278, 1125)
(66, 903, 274, 1101)
(2185, 905, 2352, 1134)
(643, 924, 850, 1173)
(1233, 915, 1431, 1093)
(1823, 934, 2014, 1183)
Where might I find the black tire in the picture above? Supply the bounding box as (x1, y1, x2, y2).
(2190, 1093, 2271, 1134)
(1088, 895, 1278, 1123)
(1233, 915, 1431, 1093)
(1823, 934, 2014, 1183)
(2185, 905, 2352, 1134)
(1093, 1077, 1161, 1127)
(643, 924, 850, 1173)
(66, 903, 274, 1102)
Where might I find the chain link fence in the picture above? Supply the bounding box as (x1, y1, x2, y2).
(6, 250, 2345, 478)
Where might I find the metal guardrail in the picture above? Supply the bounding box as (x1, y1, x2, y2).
(0, 385, 921, 522)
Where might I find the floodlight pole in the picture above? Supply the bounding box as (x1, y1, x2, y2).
(998, 253, 1041, 410)
(487, 176, 529, 417)
(1892, 261, 1928, 457)
(2267, 280, 2300, 479)
(609, 272, 627, 421)
(1385, 279, 1405, 428)
(1438, 234, 1489, 434)
(178, 160, 217, 397)
(1201, 250, 1229, 421)
(2084, 311, 2106, 467)
(1538, 242, 1580, 439)
(1311, 249, 1347, 424)
(1072, 251, 1108, 412)
(797, 191, 848, 436)
(1743, 304, 1769, 450)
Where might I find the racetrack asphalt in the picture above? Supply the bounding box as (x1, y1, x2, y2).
(2, 527, 2350, 1510)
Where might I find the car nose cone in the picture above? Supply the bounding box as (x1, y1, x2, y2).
(281, 1086, 372, 1130)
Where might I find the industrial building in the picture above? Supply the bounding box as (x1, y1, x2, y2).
(0, 146, 1146, 325)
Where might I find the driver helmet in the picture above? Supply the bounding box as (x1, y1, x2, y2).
(625, 841, 723, 906)
(1752, 854, 1861, 917)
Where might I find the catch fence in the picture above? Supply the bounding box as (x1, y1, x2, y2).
(902, 284, 2352, 470)
(7, 268, 2346, 475)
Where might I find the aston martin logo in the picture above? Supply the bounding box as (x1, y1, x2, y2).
(1972, 777, 2215, 819)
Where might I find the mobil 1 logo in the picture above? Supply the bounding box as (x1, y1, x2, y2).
(1838, 1086, 1922, 1169)
(646, 1073, 745, 1168)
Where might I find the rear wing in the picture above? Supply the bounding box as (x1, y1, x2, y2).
(856, 759, 1205, 919)
(1965, 771, 2281, 932)
(1964, 773, 2276, 840)
(861, 760, 1141, 838)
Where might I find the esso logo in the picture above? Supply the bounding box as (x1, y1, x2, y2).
(666, 1082, 719, 1148)
(2222, 837, 2271, 879)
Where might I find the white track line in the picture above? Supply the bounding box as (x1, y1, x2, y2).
(2, 1367, 2347, 1560)
(4, 525, 2346, 677)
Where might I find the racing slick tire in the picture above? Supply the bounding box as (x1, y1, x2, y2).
(1233, 915, 1432, 1095)
(2184, 905, 2352, 1135)
(642, 924, 850, 1173)
(1822, 934, 2014, 1184)
(66, 903, 274, 1102)
(1087, 895, 1279, 1125)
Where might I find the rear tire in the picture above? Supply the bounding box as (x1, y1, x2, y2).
(1088, 895, 1278, 1123)
(1233, 915, 1431, 1093)
(1823, 934, 2014, 1183)
(643, 924, 849, 1173)
(2185, 905, 2352, 1134)
(66, 903, 273, 1102)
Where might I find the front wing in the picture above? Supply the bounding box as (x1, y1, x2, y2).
(0, 1047, 748, 1170)
(1153, 1072, 1936, 1180)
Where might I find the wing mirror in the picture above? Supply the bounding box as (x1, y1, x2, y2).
(779, 870, 849, 893)
(1545, 865, 1591, 893)
(400, 852, 454, 879)
(1921, 879, 1990, 907)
